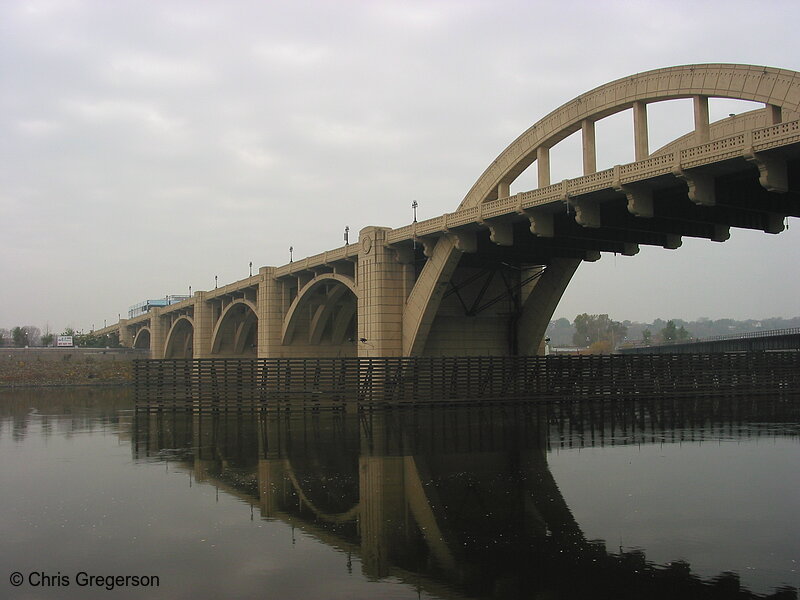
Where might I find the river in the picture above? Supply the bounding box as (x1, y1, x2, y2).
(1, 387, 797, 599)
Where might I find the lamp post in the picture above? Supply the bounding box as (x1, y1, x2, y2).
(412, 200, 418, 223)
(249, 261, 253, 277)
(344, 226, 349, 245)
(289, 246, 293, 263)
(215, 275, 218, 289)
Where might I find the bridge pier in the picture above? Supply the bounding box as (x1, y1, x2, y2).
(149, 307, 167, 359)
(192, 291, 212, 358)
(357, 227, 413, 357)
(118, 319, 133, 347)
(257, 267, 282, 359)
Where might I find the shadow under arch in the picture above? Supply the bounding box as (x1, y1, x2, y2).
(210, 299, 258, 357)
(282, 273, 357, 352)
(164, 316, 194, 359)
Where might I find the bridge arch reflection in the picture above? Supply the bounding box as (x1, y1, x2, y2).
(132, 395, 798, 598)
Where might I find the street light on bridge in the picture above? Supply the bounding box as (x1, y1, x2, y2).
(215, 275, 218, 289)
(289, 246, 293, 263)
(412, 200, 418, 222)
(344, 226, 349, 245)
(249, 261, 253, 277)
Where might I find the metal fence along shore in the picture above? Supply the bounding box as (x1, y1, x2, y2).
(133, 353, 800, 411)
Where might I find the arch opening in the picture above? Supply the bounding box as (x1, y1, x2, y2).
(133, 328, 150, 350)
(164, 317, 194, 359)
(211, 301, 258, 357)
(282, 275, 357, 357)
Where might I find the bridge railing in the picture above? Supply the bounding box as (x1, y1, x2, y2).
(621, 327, 800, 349)
(383, 118, 799, 247)
(703, 327, 800, 342)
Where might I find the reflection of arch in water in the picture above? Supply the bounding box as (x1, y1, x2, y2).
(132, 398, 795, 598)
(282, 460, 360, 525)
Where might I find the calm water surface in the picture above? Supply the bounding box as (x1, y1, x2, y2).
(1, 388, 798, 599)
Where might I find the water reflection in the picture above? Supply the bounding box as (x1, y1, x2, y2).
(0, 387, 133, 441)
(131, 396, 799, 599)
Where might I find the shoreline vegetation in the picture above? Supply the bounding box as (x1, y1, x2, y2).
(1, 350, 134, 388)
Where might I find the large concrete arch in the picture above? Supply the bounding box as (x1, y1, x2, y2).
(463, 64, 800, 207)
(282, 273, 358, 349)
(403, 64, 800, 356)
(210, 299, 258, 357)
(164, 316, 194, 359)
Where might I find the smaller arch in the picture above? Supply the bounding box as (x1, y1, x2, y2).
(282, 274, 358, 346)
(133, 327, 151, 349)
(164, 316, 194, 359)
(210, 299, 258, 356)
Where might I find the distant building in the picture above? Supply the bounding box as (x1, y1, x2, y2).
(129, 296, 190, 319)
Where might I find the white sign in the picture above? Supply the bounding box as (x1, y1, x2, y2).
(57, 335, 74, 347)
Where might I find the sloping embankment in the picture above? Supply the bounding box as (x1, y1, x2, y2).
(0, 349, 138, 387)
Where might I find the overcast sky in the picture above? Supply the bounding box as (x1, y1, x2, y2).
(2, 0, 799, 334)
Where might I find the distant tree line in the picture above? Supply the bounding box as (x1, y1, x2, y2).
(0, 326, 120, 348)
(547, 315, 800, 351)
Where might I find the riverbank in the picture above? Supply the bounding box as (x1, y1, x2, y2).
(0, 348, 142, 387)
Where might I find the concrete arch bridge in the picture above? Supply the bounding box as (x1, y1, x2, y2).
(96, 64, 800, 359)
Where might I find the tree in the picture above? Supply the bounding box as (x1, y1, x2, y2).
(661, 320, 678, 343)
(546, 317, 574, 347)
(41, 333, 55, 346)
(572, 313, 628, 350)
(74, 331, 120, 348)
(24, 326, 41, 346)
(12, 326, 28, 347)
(642, 329, 652, 344)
